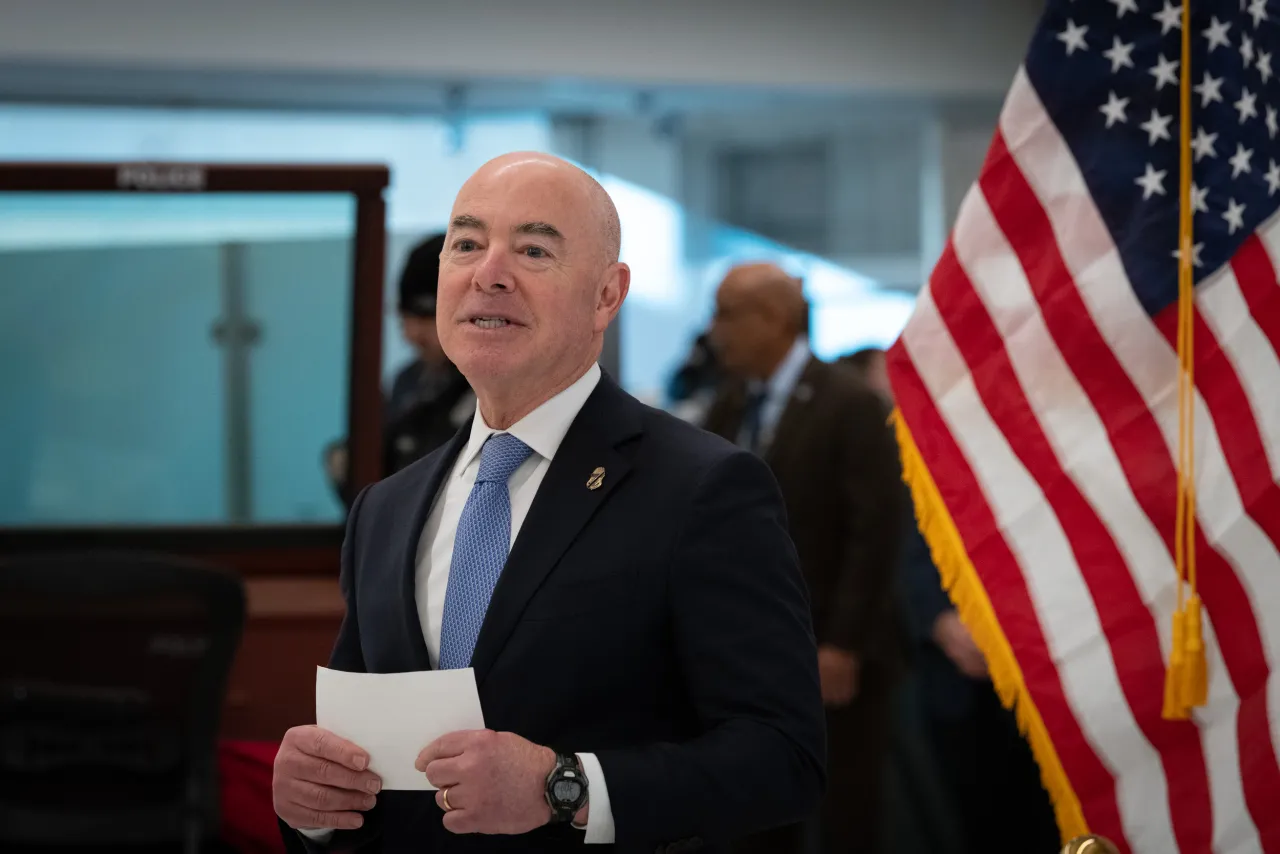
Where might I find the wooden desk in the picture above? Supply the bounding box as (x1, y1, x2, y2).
(221, 578, 344, 741)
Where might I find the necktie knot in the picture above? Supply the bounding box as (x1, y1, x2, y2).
(476, 433, 534, 484)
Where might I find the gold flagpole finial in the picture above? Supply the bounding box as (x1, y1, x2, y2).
(1062, 835, 1120, 854)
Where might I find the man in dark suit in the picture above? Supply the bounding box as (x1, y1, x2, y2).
(701, 265, 904, 854)
(272, 153, 826, 853)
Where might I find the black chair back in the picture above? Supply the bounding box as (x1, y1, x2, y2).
(0, 552, 245, 852)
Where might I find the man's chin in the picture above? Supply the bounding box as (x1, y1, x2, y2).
(450, 349, 529, 387)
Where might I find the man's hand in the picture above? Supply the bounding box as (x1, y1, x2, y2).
(417, 730, 563, 835)
(933, 610, 988, 679)
(817, 645, 859, 707)
(273, 725, 382, 831)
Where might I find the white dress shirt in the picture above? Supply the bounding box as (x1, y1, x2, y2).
(304, 362, 614, 845)
(739, 337, 811, 453)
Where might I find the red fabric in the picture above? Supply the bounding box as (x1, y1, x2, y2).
(219, 740, 285, 854)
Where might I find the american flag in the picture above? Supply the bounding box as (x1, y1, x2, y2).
(886, 1, 1280, 852)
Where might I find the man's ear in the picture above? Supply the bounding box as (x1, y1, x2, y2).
(596, 263, 630, 330)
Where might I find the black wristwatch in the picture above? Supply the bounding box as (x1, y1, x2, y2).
(545, 752, 589, 824)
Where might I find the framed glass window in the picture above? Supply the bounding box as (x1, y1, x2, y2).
(0, 164, 387, 556)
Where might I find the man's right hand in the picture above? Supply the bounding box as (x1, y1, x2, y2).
(933, 610, 989, 680)
(273, 725, 382, 831)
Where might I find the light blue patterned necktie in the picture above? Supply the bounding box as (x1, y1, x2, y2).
(437, 432, 535, 670)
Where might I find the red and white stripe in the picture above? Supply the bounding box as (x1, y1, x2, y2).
(889, 67, 1280, 854)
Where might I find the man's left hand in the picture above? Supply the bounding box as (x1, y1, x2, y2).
(416, 730, 555, 835)
(817, 645, 859, 707)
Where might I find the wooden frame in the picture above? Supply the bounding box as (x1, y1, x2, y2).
(0, 162, 389, 576)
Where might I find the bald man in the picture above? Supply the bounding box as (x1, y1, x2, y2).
(272, 154, 825, 854)
(704, 264, 904, 854)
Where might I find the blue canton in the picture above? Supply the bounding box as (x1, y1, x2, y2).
(437, 432, 535, 670)
(1024, 0, 1280, 316)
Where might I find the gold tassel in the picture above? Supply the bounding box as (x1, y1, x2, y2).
(1161, 0, 1209, 721)
(1181, 595, 1208, 708)
(1162, 607, 1189, 720)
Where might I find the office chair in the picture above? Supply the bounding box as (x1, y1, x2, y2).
(0, 552, 246, 853)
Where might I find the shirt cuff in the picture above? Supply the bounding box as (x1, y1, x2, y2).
(576, 752, 615, 844)
(297, 827, 335, 844)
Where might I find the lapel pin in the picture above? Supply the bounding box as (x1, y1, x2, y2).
(586, 467, 606, 491)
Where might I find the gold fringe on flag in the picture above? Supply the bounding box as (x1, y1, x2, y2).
(891, 408, 1087, 844)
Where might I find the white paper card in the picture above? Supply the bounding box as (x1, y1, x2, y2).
(315, 666, 486, 791)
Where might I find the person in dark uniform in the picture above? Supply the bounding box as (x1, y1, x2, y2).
(383, 233, 475, 475)
(325, 234, 474, 507)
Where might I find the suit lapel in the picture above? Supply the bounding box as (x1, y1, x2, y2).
(764, 357, 822, 467)
(468, 376, 643, 686)
(395, 424, 471, 672)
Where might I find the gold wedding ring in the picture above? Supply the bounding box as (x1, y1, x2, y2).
(441, 786, 454, 812)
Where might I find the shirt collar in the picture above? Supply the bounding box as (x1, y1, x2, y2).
(751, 337, 810, 404)
(457, 362, 602, 476)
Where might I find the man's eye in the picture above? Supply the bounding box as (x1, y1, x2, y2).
(524, 246, 547, 258)
(455, 239, 477, 252)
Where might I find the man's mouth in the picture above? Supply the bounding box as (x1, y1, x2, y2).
(471, 317, 513, 329)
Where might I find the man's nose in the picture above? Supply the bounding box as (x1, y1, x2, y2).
(472, 247, 514, 293)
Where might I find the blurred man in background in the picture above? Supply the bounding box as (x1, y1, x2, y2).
(704, 264, 904, 854)
(842, 345, 1059, 854)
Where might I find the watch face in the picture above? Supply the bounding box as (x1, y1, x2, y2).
(553, 779, 583, 803)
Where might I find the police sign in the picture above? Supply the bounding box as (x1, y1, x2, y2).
(116, 164, 206, 191)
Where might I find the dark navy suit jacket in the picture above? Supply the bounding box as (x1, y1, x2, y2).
(898, 522, 978, 721)
(299, 374, 826, 854)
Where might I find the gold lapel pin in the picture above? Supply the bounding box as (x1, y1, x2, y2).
(586, 467, 606, 491)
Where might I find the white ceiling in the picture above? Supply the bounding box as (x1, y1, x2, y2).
(0, 0, 1044, 107)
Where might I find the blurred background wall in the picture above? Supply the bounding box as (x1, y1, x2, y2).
(0, 0, 1034, 524)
